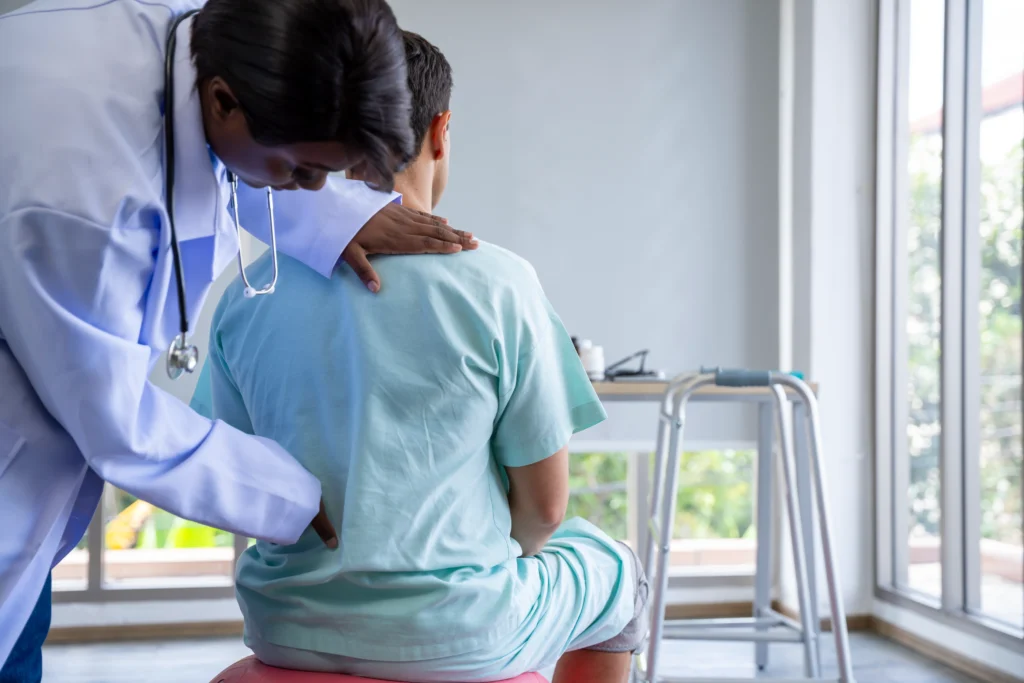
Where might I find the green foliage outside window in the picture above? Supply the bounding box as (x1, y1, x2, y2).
(567, 450, 756, 542)
(907, 129, 1022, 546)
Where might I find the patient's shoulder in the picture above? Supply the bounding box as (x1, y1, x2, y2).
(461, 241, 541, 286)
(443, 241, 551, 319)
(369, 239, 552, 335)
(359, 239, 543, 300)
(456, 241, 556, 336)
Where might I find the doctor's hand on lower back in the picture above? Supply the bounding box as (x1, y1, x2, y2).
(341, 202, 478, 293)
(311, 499, 339, 549)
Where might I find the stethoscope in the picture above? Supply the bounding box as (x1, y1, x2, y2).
(164, 9, 280, 380)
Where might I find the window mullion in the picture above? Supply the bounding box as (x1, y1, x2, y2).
(86, 487, 105, 597)
(892, 0, 913, 590)
(960, 0, 984, 615)
(875, 0, 899, 592)
(939, 0, 968, 615)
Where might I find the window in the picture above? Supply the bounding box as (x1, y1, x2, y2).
(56, 446, 752, 605)
(101, 488, 234, 590)
(877, 0, 1024, 640)
(568, 451, 630, 541)
(902, 0, 945, 600)
(570, 449, 756, 574)
(53, 486, 244, 603)
(669, 450, 756, 572)
(969, 0, 1023, 629)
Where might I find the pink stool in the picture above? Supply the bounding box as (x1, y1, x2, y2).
(209, 656, 549, 683)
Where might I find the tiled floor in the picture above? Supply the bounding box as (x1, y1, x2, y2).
(43, 632, 983, 682)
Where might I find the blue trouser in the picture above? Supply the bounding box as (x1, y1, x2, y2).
(0, 573, 51, 683)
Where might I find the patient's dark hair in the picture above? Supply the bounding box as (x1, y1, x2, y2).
(401, 31, 453, 148)
(191, 0, 414, 190)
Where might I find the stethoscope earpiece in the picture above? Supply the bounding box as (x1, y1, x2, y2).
(244, 284, 274, 298)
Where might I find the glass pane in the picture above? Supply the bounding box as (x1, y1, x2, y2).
(52, 535, 88, 592)
(974, 0, 1023, 629)
(903, 0, 945, 599)
(102, 486, 234, 589)
(669, 449, 756, 573)
(567, 452, 629, 542)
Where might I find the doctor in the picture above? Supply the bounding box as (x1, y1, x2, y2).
(0, 0, 477, 677)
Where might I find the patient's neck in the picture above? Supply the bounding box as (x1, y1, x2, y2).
(393, 160, 434, 215)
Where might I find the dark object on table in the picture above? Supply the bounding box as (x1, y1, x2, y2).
(605, 349, 664, 380)
(571, 336, 581, 356)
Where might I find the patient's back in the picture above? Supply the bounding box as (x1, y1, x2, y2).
(201, 241, 592, 660)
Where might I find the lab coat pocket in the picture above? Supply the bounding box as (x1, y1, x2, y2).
(0, 420, 27, 480)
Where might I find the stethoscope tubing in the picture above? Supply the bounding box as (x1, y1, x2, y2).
(164, 9, 278, 380)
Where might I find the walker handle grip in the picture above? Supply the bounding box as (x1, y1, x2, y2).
(704, 367, 773, 387)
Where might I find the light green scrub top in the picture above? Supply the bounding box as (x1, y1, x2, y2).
(191, 242, 607, 662)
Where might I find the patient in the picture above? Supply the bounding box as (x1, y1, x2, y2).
(192, 31, 648, 683)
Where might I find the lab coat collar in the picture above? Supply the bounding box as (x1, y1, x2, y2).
(169, 15, 222, 243)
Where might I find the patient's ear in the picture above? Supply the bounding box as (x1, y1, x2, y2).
(430, 111, 452, 161)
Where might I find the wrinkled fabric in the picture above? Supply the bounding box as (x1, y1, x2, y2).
(193, 243, 630, 666)
(246, 519, 637, 682)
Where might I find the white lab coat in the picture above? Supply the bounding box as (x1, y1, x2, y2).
(0, 0, 398, 659)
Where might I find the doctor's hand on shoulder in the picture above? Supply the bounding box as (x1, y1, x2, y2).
(342, 202, 477, 293)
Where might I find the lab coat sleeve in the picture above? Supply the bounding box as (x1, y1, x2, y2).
(0, 208, 320, 544)
(235, 176, 401, 278)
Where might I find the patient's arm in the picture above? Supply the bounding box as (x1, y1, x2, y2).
(505, 445, 570, 556)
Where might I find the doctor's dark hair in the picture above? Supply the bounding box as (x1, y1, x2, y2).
(402, 31, 453, 148)
(191, 0, 414, 190)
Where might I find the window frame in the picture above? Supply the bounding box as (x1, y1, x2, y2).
(873, 0, 1024, 648)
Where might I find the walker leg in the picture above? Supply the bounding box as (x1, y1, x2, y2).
(645, 406, 672, 578)
(646, 395, 689, 682)
(780, 378, 855, 683)
(771, 388, 819, 678)
(754, 403, 774, 671)
(793, 402, 822, 673)
(641, 409, 670, 683)
(800, 395, 855, 683)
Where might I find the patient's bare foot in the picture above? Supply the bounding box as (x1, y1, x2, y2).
(552, 649, 631, 683)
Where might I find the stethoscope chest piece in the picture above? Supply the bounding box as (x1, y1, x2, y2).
(167, 332, 199, 380)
